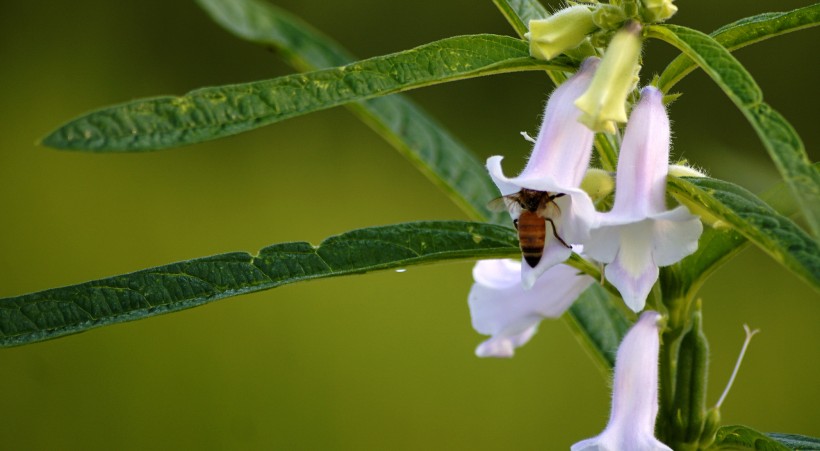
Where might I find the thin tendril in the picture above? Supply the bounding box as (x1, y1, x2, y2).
(715, 324, 760, 409)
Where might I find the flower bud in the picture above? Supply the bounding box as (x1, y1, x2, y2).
(575, 21, 643, 134)
(640, 0, 678, 23)
(592, 4, 627, 31)
(580, 168, 615, 202)
(668, 164, 706, 178)
(527, 5, 597, 60)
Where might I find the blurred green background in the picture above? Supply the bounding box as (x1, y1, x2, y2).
(1, 1, 817, 449)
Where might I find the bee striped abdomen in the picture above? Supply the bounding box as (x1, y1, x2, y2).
(517, 211, 546, 267)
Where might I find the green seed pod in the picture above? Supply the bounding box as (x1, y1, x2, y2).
(669, 306, 710, 448)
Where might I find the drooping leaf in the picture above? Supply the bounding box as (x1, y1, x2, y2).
(659, 4, 820, 92)
(42, 34, 571, 152)
(667, 176, 820, 293)
(712, 425, 791, 450)
(197, 0, 504, 224)
(767, 432, 820, 450)
(566, 283, 631, 370)
(649, 24, 820, 238)
(0, 222, 521, 347)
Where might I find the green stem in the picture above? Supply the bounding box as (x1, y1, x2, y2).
(657, 268, 696, 444)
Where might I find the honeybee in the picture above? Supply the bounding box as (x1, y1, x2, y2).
(489, 189, 571, 267)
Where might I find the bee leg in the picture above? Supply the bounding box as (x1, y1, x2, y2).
(546, 218, 571, 249)
(513, 219, 519, 230)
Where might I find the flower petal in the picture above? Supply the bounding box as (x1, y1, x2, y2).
(571, 311, 672, 451)
(468, 259, 593, 357)
(610, 86, 670, 219)
(585, 86, 702, 311)
(518, 58, 599, 188)
(472, 259, 521, 289)
(603, 222, 658, 312)
(520, 240, 574, 289)
(475, 325, 537, 358)
(650, 206, 704, 266)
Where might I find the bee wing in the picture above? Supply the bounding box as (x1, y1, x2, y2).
(487, 195, 521, 215)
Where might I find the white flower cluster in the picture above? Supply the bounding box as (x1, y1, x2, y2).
(468, 53, 701, 450)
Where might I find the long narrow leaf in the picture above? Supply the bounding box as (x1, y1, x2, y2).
(767, 432, 820, 450)
(667, 176, 820, 292)
(42, 34, 571, 152)
(566, 284, 631, 371)
(659, 4, 820, 92)
(663, 164, 815, 299)
(0, 222, 520, 347)
(197, 0, 504, 224)
(197, 0, 626, 371)
(648, 24, 820, 238)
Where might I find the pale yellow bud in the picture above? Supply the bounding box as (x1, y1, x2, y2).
(580, 168, 615, 202)
(668, 164, 706, 178)
(527, 5, 596, 60)
(640, 0, 678, 23)
(574, 22, 642, 134)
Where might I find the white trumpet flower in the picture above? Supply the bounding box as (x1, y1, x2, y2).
(571, 310, 672, 451)
(585, 86, 702, 312)
(487, 57, 599, 289)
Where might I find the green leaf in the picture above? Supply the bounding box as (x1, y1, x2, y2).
(491, 0, 549, 38)
(659, 4, 820, 92)
(667, 176, 820, 293)
(712, 425, 791, 450)
(566, 283, 631, 370)
(196, 0, 627, 370)
(648, 24, 820, 239)
(196, 0, 504, 224)
(767, 433, 820, 450)
(202, 0, 628, 373)
(197, 0, 353, 71)
(660, 165, 812, 300)
(661, 226, 748, 300)
(42, 34, 571, 152)
(0, 221, 521, 347)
